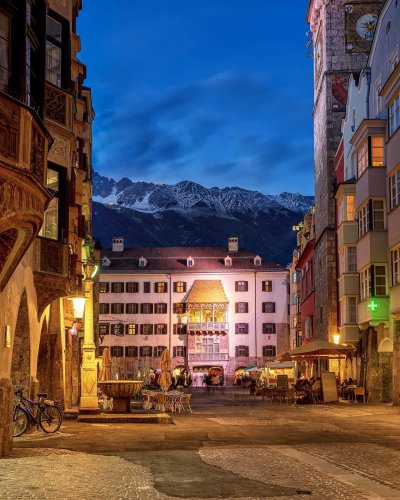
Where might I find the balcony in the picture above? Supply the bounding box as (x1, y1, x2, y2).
(187, 322, 228, 333)
(0, 92, 51, 290)
(188, 353, 229, 361)
(358, 297, 390, 327)
(45, 83, 73, 131)
(339, 325, 360, 343)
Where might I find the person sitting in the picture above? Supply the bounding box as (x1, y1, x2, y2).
(312, 377, 322, 403)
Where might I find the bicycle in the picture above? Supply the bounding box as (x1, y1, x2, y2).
(13, 387, 63, 437)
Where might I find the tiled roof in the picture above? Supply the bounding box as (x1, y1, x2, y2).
(184, 280, 228, 303)
(100, 247, 284, 273)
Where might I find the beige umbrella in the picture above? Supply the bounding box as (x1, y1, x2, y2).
(100, 347, 112, 381)
(158, 348, 172, 391)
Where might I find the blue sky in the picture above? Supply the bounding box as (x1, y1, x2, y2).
(78, 1, 314, 195)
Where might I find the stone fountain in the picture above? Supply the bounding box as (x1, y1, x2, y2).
(98, 380, 143, 413)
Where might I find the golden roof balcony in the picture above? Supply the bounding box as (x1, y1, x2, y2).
(0, 91, 52, 290)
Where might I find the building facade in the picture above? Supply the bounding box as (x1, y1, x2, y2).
(334, 0, 400, 401)
(98, 238, 289, 383)
(0, 0, 94, 456)
(307, 0, 385, 344)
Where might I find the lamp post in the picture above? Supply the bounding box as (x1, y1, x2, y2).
(79, 258, 100, 414)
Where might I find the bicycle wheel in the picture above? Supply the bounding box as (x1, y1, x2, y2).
(38, 405, 62, 433)
(13, 407, 29, 437)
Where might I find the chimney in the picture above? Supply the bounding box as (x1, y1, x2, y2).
(228, 236, 238, 253)
(112, 236, 124, 252)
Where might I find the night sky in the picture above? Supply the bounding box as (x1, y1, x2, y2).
(78, 1, 314, 195)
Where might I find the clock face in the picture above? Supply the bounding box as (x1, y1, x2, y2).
(345, 3, 383, 53)
(356, 14, 378, 40)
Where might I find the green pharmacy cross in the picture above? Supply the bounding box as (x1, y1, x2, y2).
(367, 300, 379, 312)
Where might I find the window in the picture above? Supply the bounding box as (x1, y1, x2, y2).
(254, 256, 261, 266)
(389, 94, 400, 136)
(143, 282, 150, 293)
(153, 346, 166, 357)
(173, 303, 187, 314)
(111, 303, 124, 314)
(46, 15, 65, 88)
(347, 247, 357, 273)
(99, 282, 109, 293)
(262, 281, 272, 292)
(196, 337, 220, 354)
(141, 324, 153, 335)
(126, 303, 139, 314)
(40, 169, 60, 240)
(155, 323, 167, 335)
(262, 323, 276, 334)
(126, 282, 139, 293)
(187, 257, 194, 267)
(304, 315, 313, 339)
(372, 200, 385, 230)
(236, 345, 249, 357)
(235, 281, 248, 292)
(357, 136, 384, 176)
(224, 256, 232, 267)
(126, 324, 138, 335)
(173, 324, 187, 335)
(374, 77, 382, 115)
(360, 265, 386, 299)
(140, 346, 152, 357)
(293, 293, 298, 305)
(111, 282, 124, 293)
(155, 303, 167, 314)
(99, 323, 110, 336)
(338, 195, 356, 225)
(262, 345, 276, 357)
(392, 248, 400, 286)
(110, 346, 123, 357)
(173, 346, 187, 357)
(360, 267, 371, 300)
(235, 323, 249, 334)
(390, 168, 400, 209)
(111, 323, 124, 336)
(262, 302, 276, 313)
(99, 303, 110, 315)
(0, 11, 10, 91)
(292, 271, 299, 283)
(358, 203, 369, 237)
(139, 257, 147, 267)
(235, 302, 248, 313)
(155, 282, 168, 293)
(125, 346, 138, 357)
(347, 297, 357, 324)
(174, 281, 187, 293)
(389, 47, 399, 73)
(140, 303, 153, 314)
(375, 265, 387, 296)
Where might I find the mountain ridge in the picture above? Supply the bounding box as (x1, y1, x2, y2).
(92, 172, 314, 264)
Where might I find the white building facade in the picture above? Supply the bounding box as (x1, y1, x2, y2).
(97, 238, 289, 383)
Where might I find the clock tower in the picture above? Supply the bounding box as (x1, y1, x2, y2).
(306, 0, 384, 342)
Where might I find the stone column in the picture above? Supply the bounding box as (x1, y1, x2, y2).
(393, 317, 400, 405)
(79, 279, 99, 413)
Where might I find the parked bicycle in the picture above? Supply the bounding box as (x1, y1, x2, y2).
(13, 387, 62, 437)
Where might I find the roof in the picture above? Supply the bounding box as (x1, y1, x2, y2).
(184, 280, 228, 304)
(100, 247, 285, 273)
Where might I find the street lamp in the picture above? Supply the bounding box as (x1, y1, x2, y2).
(68, 295, 86, 320)
(79, 257, 100, 414)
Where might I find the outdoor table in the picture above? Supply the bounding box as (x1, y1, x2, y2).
(346, 385, 358, 401)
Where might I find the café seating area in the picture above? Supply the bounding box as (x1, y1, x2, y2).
(142, 390, 192, 413)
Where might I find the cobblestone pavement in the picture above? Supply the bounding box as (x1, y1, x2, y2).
(3, 391, 400, 499)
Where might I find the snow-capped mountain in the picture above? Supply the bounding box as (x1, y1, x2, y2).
(92, 172, 314, 264)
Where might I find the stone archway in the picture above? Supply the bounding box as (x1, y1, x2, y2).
(11, 290, 31, 394)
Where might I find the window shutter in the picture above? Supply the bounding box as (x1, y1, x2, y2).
(183, 346, 187, 357)
(182, 282, 187, 292)
(173, 347, 177, 357)
(173, 282, 177, 292)
(245, 303, 249, 313)
(140, 304, 144, 314)
(164, 282, 168, 293)
(173, 324, 177, 334)
(140, 324, 144, 334)
(235, 303, 239, 313)
(139, 347, 143, 356)
(144, 282, 150, 293)
(235, 346, 239, 356)
(272, 302, 276, 313)
(149, 324, 153, 335)
(153, 346, 157, 357)
(163, 324, 167, 335)
(235, 324, 239, 334)
(235, 282, 239, 291)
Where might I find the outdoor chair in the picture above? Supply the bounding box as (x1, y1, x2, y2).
(156, 393, 167, 412)
(353, 387, 366, 403)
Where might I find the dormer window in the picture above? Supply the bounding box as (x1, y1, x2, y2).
(254, 255, 262, 266)
(101, 256, 111, 268)
(224, 256, 232, 267)
(139, 257, 147, 267)
(187, 257, 194, 267)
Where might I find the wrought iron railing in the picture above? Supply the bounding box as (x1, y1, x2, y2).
(187, 322, 228, 331)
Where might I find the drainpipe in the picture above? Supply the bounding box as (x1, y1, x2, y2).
(168, 273, 172, 353)
(365, 67, 371, 119)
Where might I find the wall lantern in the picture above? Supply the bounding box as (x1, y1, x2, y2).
(82, 258, 99, 281)
(68, 296, 86, 320)
(333, 334, 340, 345)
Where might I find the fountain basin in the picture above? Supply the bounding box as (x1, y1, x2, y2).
(98, 380, 143, 413)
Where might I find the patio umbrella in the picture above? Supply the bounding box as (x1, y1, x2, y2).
(100, 347, 112, 381)
(158, 348, 172, 391)
(284, 340, 354, 357)
(143, 356, 151, 384)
